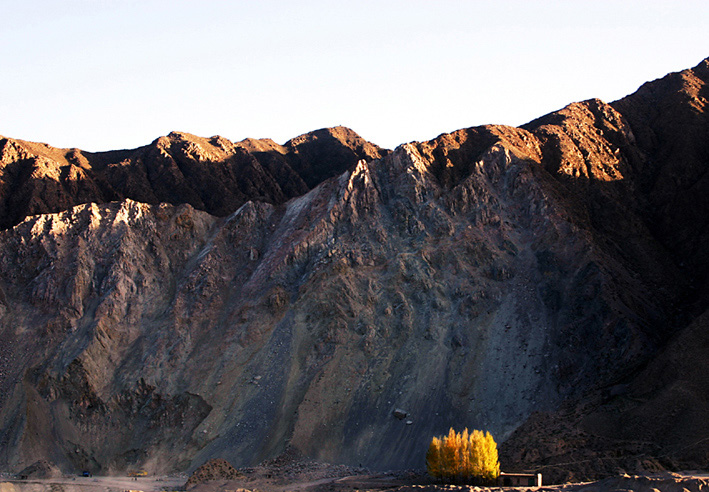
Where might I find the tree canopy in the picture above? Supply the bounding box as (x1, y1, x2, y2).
(426, 427, 500, 484)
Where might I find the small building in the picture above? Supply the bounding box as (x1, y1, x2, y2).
(498, 472, 542, 487)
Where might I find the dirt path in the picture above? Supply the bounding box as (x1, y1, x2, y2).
(268, 475, 341, 491)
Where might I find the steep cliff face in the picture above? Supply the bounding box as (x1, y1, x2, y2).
(0, 58, 707, 480)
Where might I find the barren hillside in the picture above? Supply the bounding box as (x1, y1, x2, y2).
(0, 57, 707, 481)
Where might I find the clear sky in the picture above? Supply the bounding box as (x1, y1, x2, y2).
(1, 0, 708, 151)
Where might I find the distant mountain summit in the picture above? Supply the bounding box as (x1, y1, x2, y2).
(0, 126, 388, 230)
(0, 57, 708, 481)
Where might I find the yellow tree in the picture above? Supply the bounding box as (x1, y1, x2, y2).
(425, 428, 501, 485)
(469, 429, 483, 478)
(459, 428, 471, 478)
(441, 427, 458, 479)
(480, 431, 500, 482)
(425, 437, 442, 479)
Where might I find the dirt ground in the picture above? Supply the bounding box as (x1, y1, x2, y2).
(2, 463, 709, 492)
(0, 474, 186, 492)
(187, 469, 709, 492)
(188, 466, 429, 492)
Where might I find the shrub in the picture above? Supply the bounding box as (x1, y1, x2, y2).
(426, 427, 500, 484)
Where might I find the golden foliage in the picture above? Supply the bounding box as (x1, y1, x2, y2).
(425, 428, 500, 484)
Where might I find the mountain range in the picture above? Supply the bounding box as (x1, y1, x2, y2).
(0, 57, 707, 482)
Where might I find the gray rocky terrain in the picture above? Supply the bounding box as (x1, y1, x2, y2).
(0, 57, 708, 481)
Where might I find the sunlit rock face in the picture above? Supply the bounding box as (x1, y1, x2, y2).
(0, 58, 707, 479)
(0, 126, 388, 231)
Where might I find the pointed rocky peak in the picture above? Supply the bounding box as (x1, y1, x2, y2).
(399, 124, 543, 192)
(609, 57, 709, 155)
(151, 131, 246, 163)
(0, 136, 33, 165)
(283, 126, 389, 188)
(237, 137, 286, 155)
(286, 125, 388, 160)
(523, 98, 626, 134)
(610, 56, 709, 276)
(0, 135, 81, 168)
(613, 57, 709, 115)
(167, 130, 195, 141)
(519, 98, 638, 184)
(154, 130, 208, 149)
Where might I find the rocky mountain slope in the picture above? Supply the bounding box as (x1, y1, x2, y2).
(501, 56, 709, 482)
(0, 57, 707, 480)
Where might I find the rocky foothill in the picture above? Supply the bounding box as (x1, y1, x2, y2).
(14, 460, 62, 480)
(184, 458, 242, 488)
(0, 57, 708, 485)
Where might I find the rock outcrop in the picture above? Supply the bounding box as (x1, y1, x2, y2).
(16, 460, 62, 479)
(0, 57, 708, 481)
(185, 458, 241, 488)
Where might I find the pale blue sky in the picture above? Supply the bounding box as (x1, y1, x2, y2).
(1, 1, 708, 151)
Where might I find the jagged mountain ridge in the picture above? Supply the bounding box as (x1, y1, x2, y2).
(0, 125, 388, 231)
(0, 57, 707, 479)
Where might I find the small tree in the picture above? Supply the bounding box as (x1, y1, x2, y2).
(426, 427, 500, 485)
(425, 437, 442, 479)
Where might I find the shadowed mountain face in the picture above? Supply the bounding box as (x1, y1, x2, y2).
(0, 58, 707, 480)
(500, 57, 709, 483)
